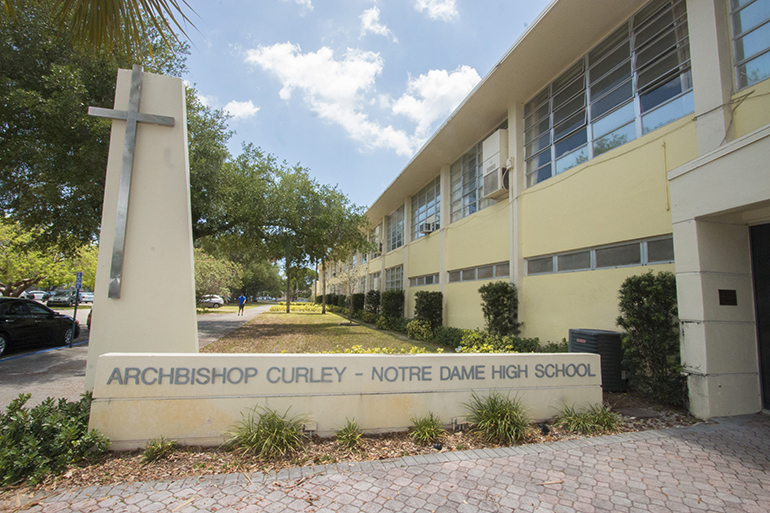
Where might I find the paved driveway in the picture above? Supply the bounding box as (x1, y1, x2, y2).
(0, 305, 271, 409)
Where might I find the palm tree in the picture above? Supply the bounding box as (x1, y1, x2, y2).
(3, 0, 194, 56)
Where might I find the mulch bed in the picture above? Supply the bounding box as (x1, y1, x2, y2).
(0, 391, 698, 501)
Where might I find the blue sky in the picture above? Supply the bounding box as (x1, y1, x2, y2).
(183, 0, 551, 209)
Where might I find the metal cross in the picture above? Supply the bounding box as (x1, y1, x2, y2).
(89, 65, 175, 299)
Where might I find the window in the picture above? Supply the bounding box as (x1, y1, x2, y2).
(447, 262, 510, 283)
(386, 206, 404, 252)
(412, 176, 441, 240)
(525, 0, 692, 187)
(370, 225, 381, 259)
(385, 265, 403, 291)
(409, 273, 440, 287)
(526, 236, 674, 275)
(369, 271, 381, 291)
(732, 0, 770, 88)
(450, 143, 494, 223)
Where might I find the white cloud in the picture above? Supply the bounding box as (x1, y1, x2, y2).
(224, 100, 260, 119)
(246, 42, 416, 156)
(284, 0, 313, 14)
(414, 0, 458, 22)
(245, 42, 479, 157)
(392, 66, 480, 138)
(360, 6, 397, 42)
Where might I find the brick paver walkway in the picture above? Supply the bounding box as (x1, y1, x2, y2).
(5, 415, 769, 512)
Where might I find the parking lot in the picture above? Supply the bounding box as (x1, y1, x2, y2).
(0, 304, 271, 409)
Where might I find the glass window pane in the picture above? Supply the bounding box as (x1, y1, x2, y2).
(553, 94, 585, 125)
(553, 60, 584, 92)
(526, 150, 551, 173)
(642, 90, 694, 133)
(524, 88, 549, 117)
(554, 110, 586, 141)
(477, 265, 494, 279)
(425, 275, 434, 285)
(495, 262, 510, 277)
(553, 76, 585, 109)
(593, 122, 636, 156)
(733, 0, 770, 35)
(590, 60, 631, 101)
(591, 80, 633, 119)
(525, 132, 551, 159)
(640, 70, 691, 111)
(634, 0, 670, 30)
(596, 243, 641, 268)
(525, 116, 550, 144)
(462, 269, 476, 281)
(636, 27, 681, 69)
(592, 101, 635, 138)
(648, 238, 675, 262)
(555, 128, 587, 158)
(558, 251, 591, 271)
(589, 24, 630, 63)
(736, 21, 770, 61)
(449, 271, 461, 283)
(409, 278, 416, 287)
(556, 146, 589, 174)
(738, 48, 770, 87)
(636, 4, 678, 49)
(637, 43, 690, 92)
(528, 257, 553, 274)
(590, 43, 631, 82)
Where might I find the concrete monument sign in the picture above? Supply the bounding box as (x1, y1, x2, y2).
(85, 66, 198, 391)
(89, 352, 602, 450)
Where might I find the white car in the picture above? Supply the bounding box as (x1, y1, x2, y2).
(198, 295, 224, 308)
(23, 290, 47, 301)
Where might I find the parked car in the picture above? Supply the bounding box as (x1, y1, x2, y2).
(79, 292, 94, 304)
(198, 295, 224, 308)
(46, 290, 76, 307)
(0, 298, 80, 357)
(23, 290, 47, 301)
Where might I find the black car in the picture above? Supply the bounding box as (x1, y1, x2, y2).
(0, 298, 80, 357)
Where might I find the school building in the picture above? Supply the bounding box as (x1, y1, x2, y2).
(323, 0, 770, 420)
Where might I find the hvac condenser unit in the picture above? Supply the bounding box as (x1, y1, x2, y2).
(481, 129, 510, 200)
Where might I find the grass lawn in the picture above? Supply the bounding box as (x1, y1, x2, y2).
(201, 311, 444, 353)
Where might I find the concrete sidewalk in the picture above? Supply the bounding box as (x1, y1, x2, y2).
(6, 415, 769, 512)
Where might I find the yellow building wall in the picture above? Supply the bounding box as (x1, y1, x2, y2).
(444, 278, 506, 331)
(444, 201, 510, 270)
(521, 117, 697, 257)
(731, 78, 770, 139)
(383, 247, 404, 270)
(520, 263, 675, 342)
(407, 233, 440, 276)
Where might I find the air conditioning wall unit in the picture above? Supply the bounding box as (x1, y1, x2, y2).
(483, 166, 510, 200)
(419, 222, 436, 234)
(482, 129, 510, 200)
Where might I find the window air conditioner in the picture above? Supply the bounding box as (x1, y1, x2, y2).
(483, 166, 509, 200)
(419, 222, 435, 234)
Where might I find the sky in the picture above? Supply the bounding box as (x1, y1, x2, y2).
(183, 0, 551, 209)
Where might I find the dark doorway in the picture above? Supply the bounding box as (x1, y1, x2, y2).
(750, 223, 770, 410)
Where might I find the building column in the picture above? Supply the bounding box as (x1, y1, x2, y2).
(439, 164, 451, 326)
(673, 217, 761, 418)
(403, 197, 411, 317)
(508, 103, 526, 324)
(686, 0, 735, 154)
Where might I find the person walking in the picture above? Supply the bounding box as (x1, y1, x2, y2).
(237, 293, 247, 316)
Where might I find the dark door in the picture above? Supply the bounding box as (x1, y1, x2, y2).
(0, 301, 36, 348)
(750, 223, 770, 410)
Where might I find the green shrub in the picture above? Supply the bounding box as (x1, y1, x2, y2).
(224, 407, 308, 459)
(315, 295, 323, 304)
(335, 419, 363, 451)
(464, 392, 531, 444)
(360, 311, 379, 324)
(409, 412, 446, 443)
(364, 290, 380, 313)
(434, 326, 466, 348)
(319, 344, 441, 354)
(381, 289, 405, 318)
(617, 271, 686, 406)
(414, 291, 443, 333)
(478, 281, 521, 336)
(456, 330, 541, 353)
(555, 403, 620, 434)
(143, 436, 178, 463)
(539, 339, 569, 353)
(351, 293, 365, 312)
(335, 294, 347, 307)
(406, 320, 433, 341)
(375, 315, 393, 330)
(0, 392, 109, 486)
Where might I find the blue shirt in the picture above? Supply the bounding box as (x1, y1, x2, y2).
(238, 295, 246, 306)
